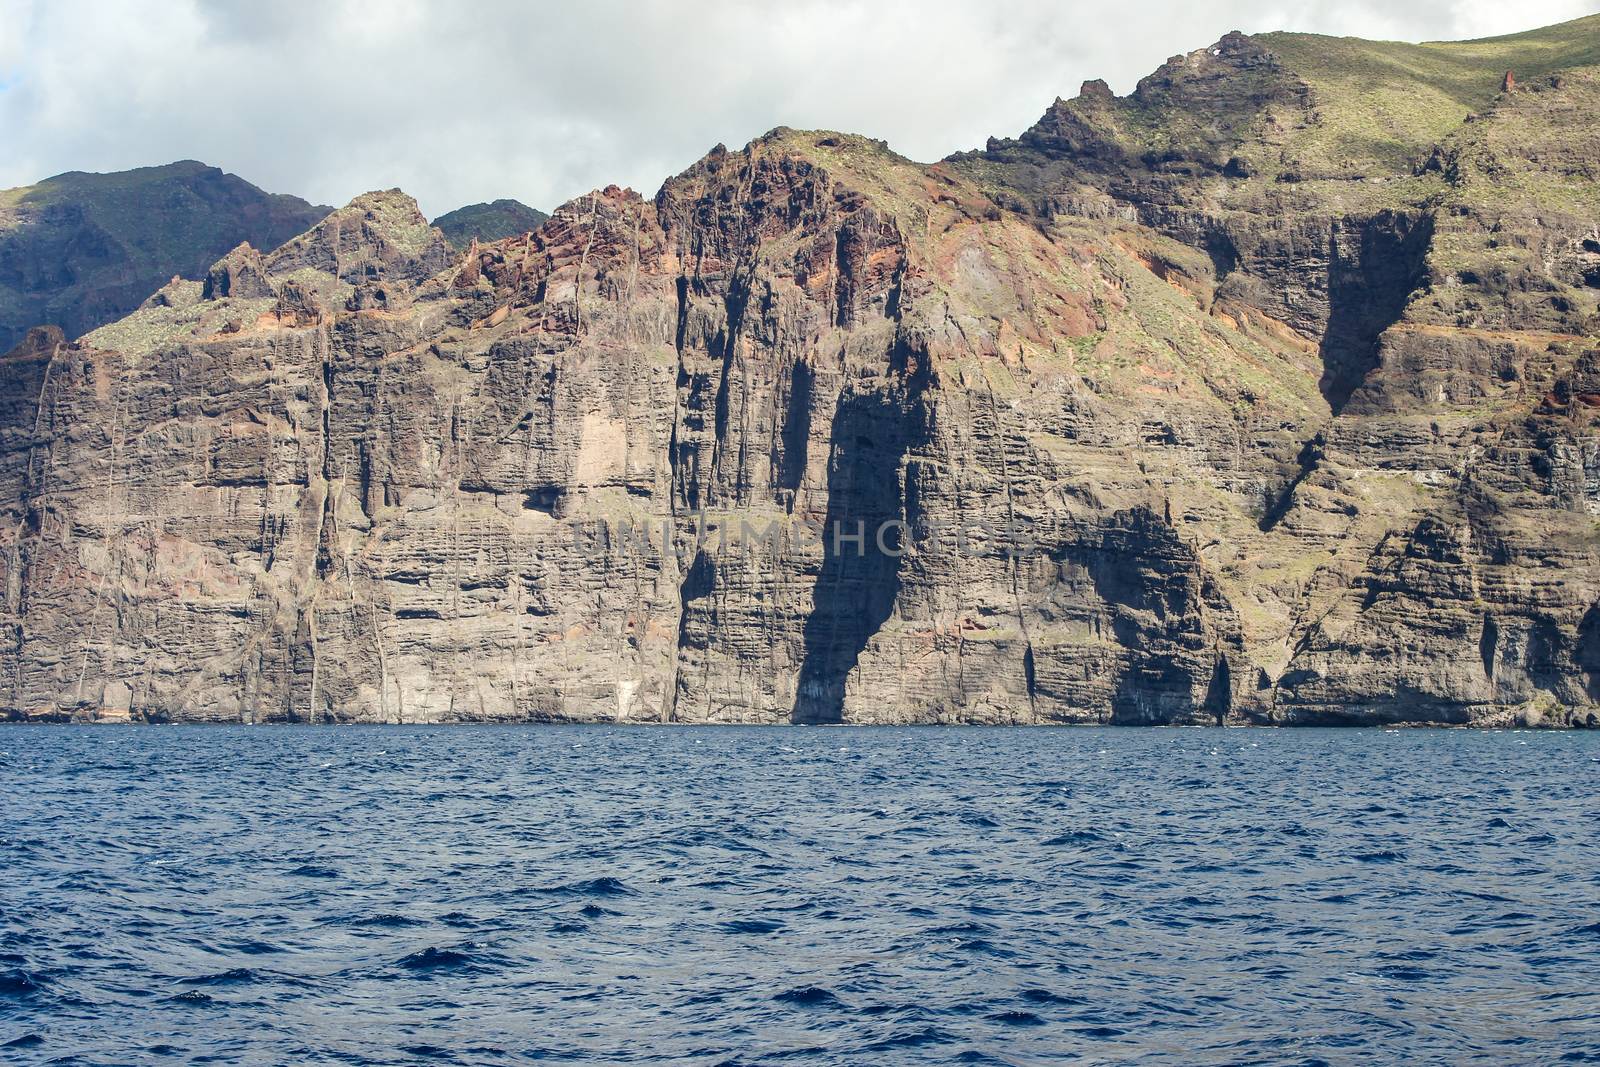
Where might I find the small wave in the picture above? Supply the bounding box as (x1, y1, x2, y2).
(720, 918, 784, 935)
(287, 864, 340, 879)
(0, 966, 46, 1000)
(534, 876, 632, 898)
(349, 912, 425, 928)
(1354, 850, 1406, 863)
(773, 985, 840, 1007)
(397, 944, 503, 975)
(857, 1025, 955, 1051)
(986, 1009, 1046, 1026)
(926, 921, 994, 938)
(954, 938, 1015, 958)
(398, 946, 475, 971)
(178, 967, 259, 987)
(399, 1043, 459, 1059)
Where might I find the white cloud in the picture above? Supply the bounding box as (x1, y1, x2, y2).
(0, 0, 1593, 217)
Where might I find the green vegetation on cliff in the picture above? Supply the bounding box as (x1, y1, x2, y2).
(1262, 13, 1600, 174)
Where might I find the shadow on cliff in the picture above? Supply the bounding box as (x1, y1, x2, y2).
(791, 388, 929, 723)
(1579, 605, 1600, 706)
(1081, 508, 1236, 724)
(1318, 211, 1434, 413)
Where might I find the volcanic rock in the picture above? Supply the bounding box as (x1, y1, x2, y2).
(2, 16, 1599, 725)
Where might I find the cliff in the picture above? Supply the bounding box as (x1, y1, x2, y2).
(0, 162, 331, 350)
(2, 17, 1598, 725)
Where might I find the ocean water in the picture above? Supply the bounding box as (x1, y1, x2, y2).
(2, 726, 1598, 1065)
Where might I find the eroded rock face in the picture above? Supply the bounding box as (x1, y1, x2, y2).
(202, 243, 275, 301)
(2, 22, 1598, 726)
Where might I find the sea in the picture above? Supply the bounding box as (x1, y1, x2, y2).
(2, 725, 1597, 1065)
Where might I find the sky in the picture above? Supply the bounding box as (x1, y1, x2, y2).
(0, 0, 1594, 219)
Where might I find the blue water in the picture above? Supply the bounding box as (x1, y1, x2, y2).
(2, 727, 1598, 1065)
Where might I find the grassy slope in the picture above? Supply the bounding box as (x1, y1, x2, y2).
(1260, 13, 1600, 173)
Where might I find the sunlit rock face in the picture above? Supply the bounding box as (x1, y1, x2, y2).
(3, 17, 1600, 725)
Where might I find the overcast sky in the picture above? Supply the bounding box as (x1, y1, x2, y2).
(0, 0, 1594, 218)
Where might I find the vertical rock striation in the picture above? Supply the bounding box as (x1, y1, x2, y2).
(2, 16, 1599, 725)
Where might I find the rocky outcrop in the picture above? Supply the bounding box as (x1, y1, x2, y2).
(1, 17, 1598, 726)
(202, 243, 275, 300)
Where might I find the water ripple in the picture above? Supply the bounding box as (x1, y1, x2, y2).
(1, 725, 1597, 1064)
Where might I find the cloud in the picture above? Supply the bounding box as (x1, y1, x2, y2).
(0, 0, 1593, 217)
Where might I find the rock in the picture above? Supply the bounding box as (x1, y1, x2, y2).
(1, 18, 1598, 726)
(1079, 79, 1114, 102)
(99, 680, 132, 722)
(1, 324, 65, 361)
(273, 278, 324, 326)
(202, 242, 275, 300)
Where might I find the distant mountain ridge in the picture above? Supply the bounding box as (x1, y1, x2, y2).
(431, 199, 550, 250)
(0, 161, 329, 349)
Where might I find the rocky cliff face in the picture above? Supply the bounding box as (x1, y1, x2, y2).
(0, 161, 331, 351)
(3, 17, 1598, 725)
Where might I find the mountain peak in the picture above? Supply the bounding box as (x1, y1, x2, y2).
(263, 189, 450, 285)
(431, 197, 550, 251)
